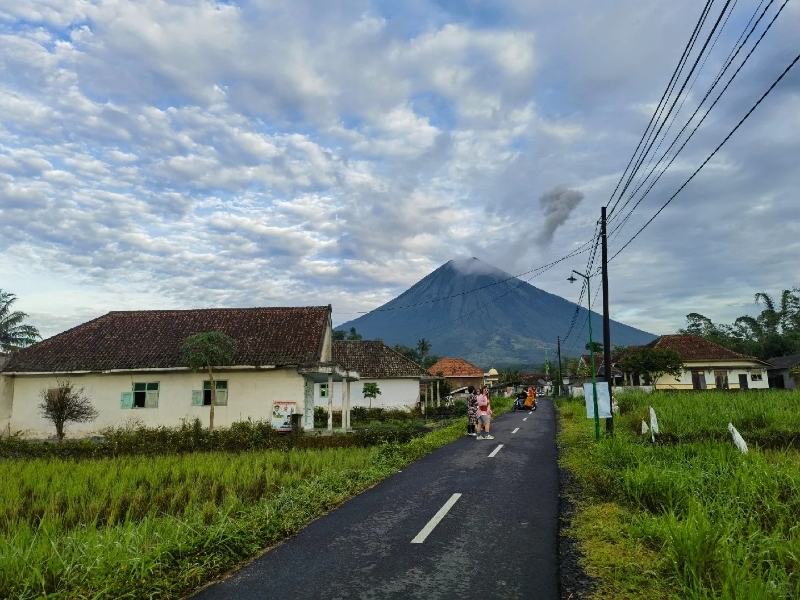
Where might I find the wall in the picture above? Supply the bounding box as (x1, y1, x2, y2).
(654, 362, 770, 390)
(0, 374, 14, 435)
(315, 378, 420, 411)
(8, 368, 304, 439)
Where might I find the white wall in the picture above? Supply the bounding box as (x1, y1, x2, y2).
(655, 363, 770, 390)
(8, 368, 305, 439)
(0, 374, 14, 435)
(315, 378, 420, 410)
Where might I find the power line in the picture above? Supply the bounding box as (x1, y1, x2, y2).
(609, 0, 787, 243)
(610, 50, 800, 261)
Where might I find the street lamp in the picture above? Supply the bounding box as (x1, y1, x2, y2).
(569, 269, 600, 441)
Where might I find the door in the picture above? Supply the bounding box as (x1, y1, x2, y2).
(738, 374, 748, 389)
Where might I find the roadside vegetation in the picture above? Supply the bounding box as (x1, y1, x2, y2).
(0, 395, 510, 599)
(558, 389, 800, 600)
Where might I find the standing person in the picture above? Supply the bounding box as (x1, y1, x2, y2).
(466, 386, 479, 436)
(476, 387, 493, 440)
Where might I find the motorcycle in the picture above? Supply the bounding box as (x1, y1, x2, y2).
(512, 392, 537, 412)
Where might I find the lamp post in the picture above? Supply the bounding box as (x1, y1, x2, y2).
(568, 270, 600, 441)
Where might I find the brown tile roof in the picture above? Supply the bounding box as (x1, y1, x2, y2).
(333, 340, 430, 379)
(428, 357, 483, 377)
(3, 307, 331, 373)
(645, 334, 767, 363)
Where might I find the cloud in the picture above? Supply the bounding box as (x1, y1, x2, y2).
(0, 0, 797, 345)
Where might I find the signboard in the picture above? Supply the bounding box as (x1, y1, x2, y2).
(583, 383, 612, 419)
(272, 401, 297, 432)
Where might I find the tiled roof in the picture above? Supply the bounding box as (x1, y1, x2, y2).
(767, 354, 800, 370)
(645, 334, 767, 363)
(428, 357, 484, 377)
(333, 340, 429, 379)
(3, 307, 331, 373)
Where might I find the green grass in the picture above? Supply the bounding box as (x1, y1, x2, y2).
(558, 390, 800, 600)
(0, 420, 468, 599)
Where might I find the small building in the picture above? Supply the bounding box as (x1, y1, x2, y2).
(427, 357, 484, 391)
(313, 340, 432, 411)
(620, 335, 771, 390)
(0, 306, 357, 438)
(766, 354, 800, 390)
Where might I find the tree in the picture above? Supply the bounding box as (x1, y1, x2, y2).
(38, 379, 98, 442)
(618, 347, 683, 386)
(0, 290, 41, 352)
(393, 344, 419, 362)
(416, 338, 431, 362)
(346, 327, 362, 340)
(585, 341, 604, 354)
(182, 332, 236, 432)
(421, 354, 441, 370)
(362, 382, 381, 409)
(332, 329, 346, 341)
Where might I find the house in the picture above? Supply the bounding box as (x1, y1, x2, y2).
(427, 357, 484, 391)
(578, 354, 624, 385)
(620, 334, 771, 390)
(313, 340, 433, 411)
(766, 354, 800, 389)
(0, 306, 358, 438)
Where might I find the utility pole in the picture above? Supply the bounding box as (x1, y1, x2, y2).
(601, 206, 614, 434)
(557, 336, 563, 397)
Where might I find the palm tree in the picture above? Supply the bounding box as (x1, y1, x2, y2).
(0, 290, 41, 352)
(416, 338, 431, 362)
(182, 332, 236, 431)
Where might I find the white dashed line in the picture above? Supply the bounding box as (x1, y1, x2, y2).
(488, 444, 504, 458)
(523, 417, 528, 421)
(411, 493, 462, 544)
(512, 427, 519, 434)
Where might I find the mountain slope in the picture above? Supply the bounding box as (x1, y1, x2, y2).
(337, 257, 656, 369)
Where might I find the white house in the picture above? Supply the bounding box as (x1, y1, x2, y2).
(0, 306, 358, 438)
(621, 334, 771, 390)
(314, 340, 432, 411)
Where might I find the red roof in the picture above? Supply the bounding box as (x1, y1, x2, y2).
(645, 334, 767, 363)
(428, 357, 483, 377)
(3, 307, 331, 373)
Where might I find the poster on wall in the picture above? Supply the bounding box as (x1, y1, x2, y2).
(272, 401, 297, 432)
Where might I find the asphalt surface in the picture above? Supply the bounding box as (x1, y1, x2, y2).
(193, 399, 559, 600)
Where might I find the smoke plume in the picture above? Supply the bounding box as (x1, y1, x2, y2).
(535, 186, 584, 248)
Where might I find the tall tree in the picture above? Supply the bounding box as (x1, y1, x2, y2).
(0, 290, 41, 352)
(182, 332, 236, 432)
(416, 338, 431, 362)
(362, 382, 381, 409)
(38, 379, 98, 442)
(346, 327, 362, 340)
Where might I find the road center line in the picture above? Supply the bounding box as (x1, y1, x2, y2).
(523, 417, 528, 421)
(411, 493, 462, 544)
(488, 444, 504, 458)
(512, 427, 519, 434)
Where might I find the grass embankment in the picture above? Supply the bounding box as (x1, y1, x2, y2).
(558, 390, 800, 600)
(0, 420, 468, 599)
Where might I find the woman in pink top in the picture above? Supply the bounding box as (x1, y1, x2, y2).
(475, 387, 493, 440)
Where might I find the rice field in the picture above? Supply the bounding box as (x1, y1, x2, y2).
(558, 389, 800, 600)
(0, 420, 466, 600)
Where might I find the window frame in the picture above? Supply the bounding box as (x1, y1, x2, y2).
(200, 380, 228, 406)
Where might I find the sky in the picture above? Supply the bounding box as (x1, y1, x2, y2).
(0, 0, 798, 350)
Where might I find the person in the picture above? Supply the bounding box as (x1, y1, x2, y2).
(466, 386, 479, 436)
(476, 387, 493, 440)
(524, 386, 535, 410)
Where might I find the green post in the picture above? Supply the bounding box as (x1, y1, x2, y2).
(570, 269, 600, 441)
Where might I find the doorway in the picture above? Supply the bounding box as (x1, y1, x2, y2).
(738, 374, 748, 389)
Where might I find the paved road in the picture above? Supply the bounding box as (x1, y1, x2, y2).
(194, 399, 559, 600)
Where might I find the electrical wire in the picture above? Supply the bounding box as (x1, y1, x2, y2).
(610, 50, 800, 262)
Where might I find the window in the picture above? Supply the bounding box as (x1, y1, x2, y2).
(691, 371, 707, 390)
(191, 381, 228, 406)
(121, 382, 159, 409)
(320, 383, 329, 398)
(751, 371, 763, 381)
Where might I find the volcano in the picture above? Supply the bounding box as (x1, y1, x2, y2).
(336, 257, 656, 369)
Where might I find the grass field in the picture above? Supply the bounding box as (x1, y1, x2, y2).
(558, 389, 800, 600)
(0, 417, 478, 600)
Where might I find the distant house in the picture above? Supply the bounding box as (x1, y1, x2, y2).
(314, 340, 432, 411)
(620, 334, 770, 390)
(427, 357, 484, 391)
(0, 306, 358, 438)
(578, 354, 624, 385)
(766, 354, 800, 390)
